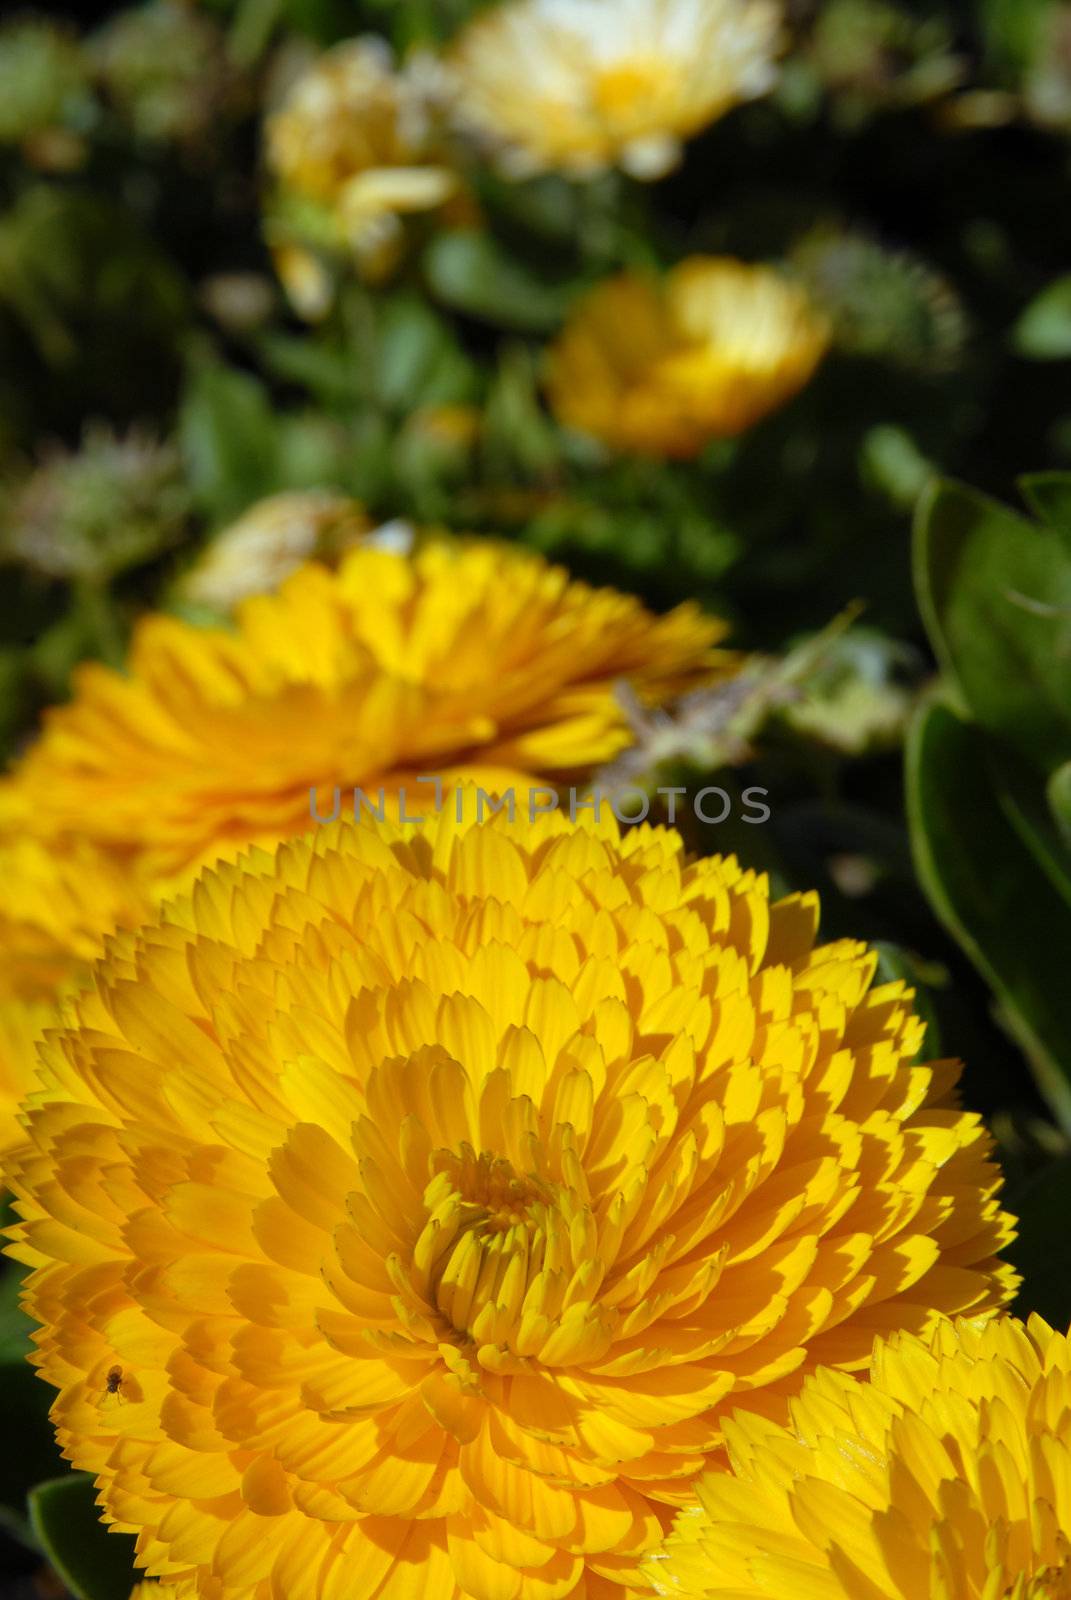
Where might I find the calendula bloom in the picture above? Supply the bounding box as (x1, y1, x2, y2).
(0, 836, 153, 1153)
(2, 540, 727, 883)
(6, 806, 1014, 1598)
(0, 998, 52, 1155)
(652, 1311, 1071, 1599)
(547, 258, 831, 458)
(448, 0, 782, 179)
(265, 37, 458, 281)
(0, 835, 151, 1003)
(178, 492, 371, 611)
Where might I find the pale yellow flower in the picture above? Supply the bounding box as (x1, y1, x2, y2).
(449, 0, 782, 178)
(265, 37, 457, 281)
(653, 1312, 1071, 1600)
(178, 492, 371, 611)
(547, 257, 831, 457)
(6, 805, 1014, 1598)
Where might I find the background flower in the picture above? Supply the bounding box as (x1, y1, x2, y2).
(2, 540, 730, 880)
(264, 37, 459, 285)
(6, 806, 1013, 1598)
(448, 0, 782, 178)
(547, 258, 830, 457)
(651, 1311, 1071, 1598)
(176, 490, 371, 612)
(0, 834, 153, 1153)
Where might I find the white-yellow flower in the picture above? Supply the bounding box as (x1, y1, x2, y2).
(449, 0, 783, 178)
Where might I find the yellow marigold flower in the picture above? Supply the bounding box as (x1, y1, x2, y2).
(178, 491, 371, 612)
(6, 806, 1014, 1599)
(0, 997, 52, 1154)
(0, 836, 153, 1153)
(265, 37, 458, 280)
(0, 835, 151, 1002)
(448, 0, 783, 179)
(3, 540, 727, 881)
(548, 258, 831, 458)
(652, 1311, 1071, 1600)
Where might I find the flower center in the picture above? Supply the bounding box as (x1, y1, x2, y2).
(592, 60, 669, 120)
(420, 1145, 556, 1343)
(1019, 1561, 1071, 1600)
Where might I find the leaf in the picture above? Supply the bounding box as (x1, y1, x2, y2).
(907, 696, 1071, 1133)
(914, 478, 1071, 772)
(0, 1264, 34, 1362)
(1005, 1157, 1071, 1327)
(423, 231, 575, 332)
(27, 1475, 139, 1600)
(1013, 275, 1071, 359)
(1019, 471, 1071, 545)
(374, 296, 457, 411)
(179, 362, 281, 524)
(0, 1358, 64, 1516)
(1049, 761, 1071, 853)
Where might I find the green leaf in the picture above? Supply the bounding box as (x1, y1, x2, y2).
(1019, 471, 1071, 544)
(27, 1475, 138, 1600)
(913, 478, 1071, 772)
(179, 362, 281, 524)
(1006, 1157, 1071, 1327)
(907, 696, 1071, 1133)
(1048, 761, 1071, 853)
(1013, 275, 1071, 359)
(0, 1263, 34, 1362)
(423, 231, 575, 333)
(988, 746, 1071, 911)
(0, 1357, 64, 1516)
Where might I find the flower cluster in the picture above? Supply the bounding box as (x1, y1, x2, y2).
(5, 803, 1014, 1598)
(260, 0, 822, 454)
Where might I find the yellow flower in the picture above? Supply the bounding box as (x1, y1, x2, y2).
(6, 805, 1014, 1598)
(3, 540, 728, 882)
(265, 37, 458, 281)
(652, 1311, 1071, 1599)
(0, 835, 152, 1001)
(0, 998, 52, 1155)
(0, 836, 153, 1152)
(448, 0, 783, 179)
(547, 258, 831, 458)
(178, 492, 371, 612)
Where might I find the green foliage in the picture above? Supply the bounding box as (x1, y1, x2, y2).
(1014, 276, 1071, 360)
(28, 1476, 138, 1600)
(909, 474, 1071, 1142)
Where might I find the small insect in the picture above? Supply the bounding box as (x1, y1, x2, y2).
(105, 1365, 125, 1399)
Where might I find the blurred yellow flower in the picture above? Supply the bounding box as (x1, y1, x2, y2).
(449, 0, 783, 179)
(0, 836, 153, 1153)
(0, 999, 52, 1156)
(265, 37, 458, 282)
(6, 805, 1014, 1598)
(0, 835, 151, 1002)
(548, 257, 831, 457)
(652, 1311, 1071, 1599)
(3, 540, 728, 882)
(178, 491, 371, 612)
